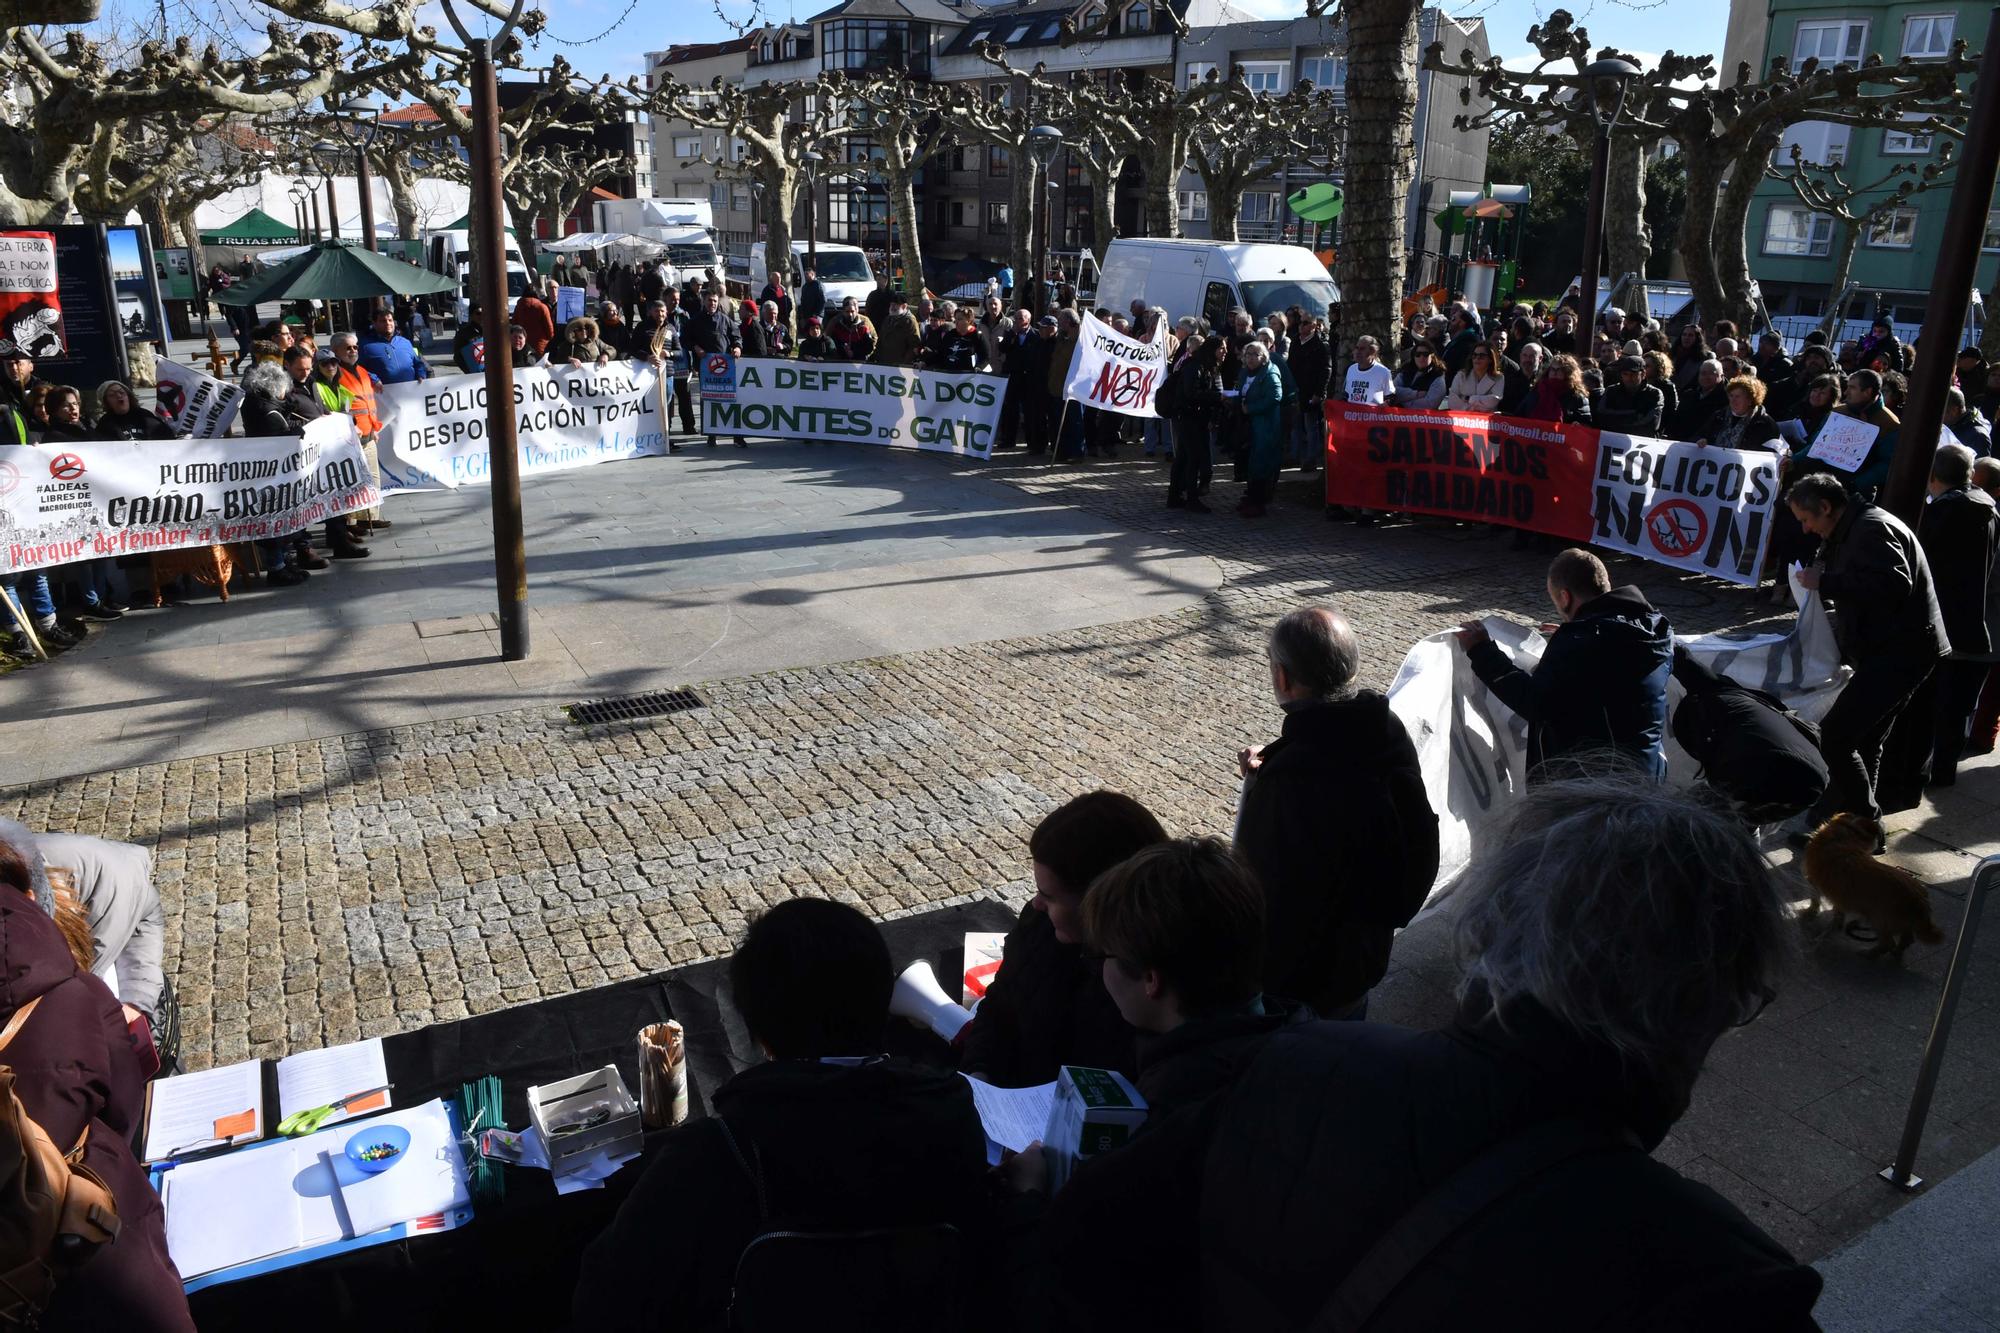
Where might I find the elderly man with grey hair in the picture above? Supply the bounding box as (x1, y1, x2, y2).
(1234, 607, 1438, 1018)
(1920, 441, 1998, 785)
(1199, 774, 1821, 1327)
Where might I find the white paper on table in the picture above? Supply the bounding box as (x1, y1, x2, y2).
(961, 1075, 1057, 1164)
(144, 1059, 263, 1162)
(162, 1148, 304, 1278)
(276, 1037, 390, 1125)
(1805, 413, 1879, 472)
(329, 1102, 470, 1237)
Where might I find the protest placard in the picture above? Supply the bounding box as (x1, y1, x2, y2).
(1588, 433, 1782, 586)
(1805, 412, 1879, 473)
(699, 356, 1004, 458)
(1323, 401, 1599, 538)
(154, 360, 244, 438)
(1060, 311, 1168, 419)
(556, 285, 586, 325)
(1, 415, 373, 574)
(374, 362, 668, 491)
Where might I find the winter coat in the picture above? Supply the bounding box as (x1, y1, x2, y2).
(35, 833, 166, 1022)
(1241, 363, 1285, 482)
(827, 313, 875, 362)
(757, 282, 793, 327)
(798, 278, 827, 322)
(1704, 407, 1784, 452)
(928, 329, 987, 373)
(0, 890, 195, 1332)
(239, 388, 289, 438)
(872, 310, 923, 366)
(1917, 486, 1998, 660)
(958, 904, 1138, 1088)
(1467, 585, 1674, 779)
(1595, 381, 1665, 436)
(281, 379, 326, 431)
(1442, 369, 1504, 412)
(1393, 364, 1446, 410)
(573, 1057, 989, 1330)
(1029, 1001, 1311, 1332)
(1044, 330, 1079, 397)
(1669, 646, 1830, 822)
(742, 320, 790, 359)
(1289, 333, 1333, 402)
(1817, 501, 1950, 665)
(1671, 384, 1726, 440)
(1235, 694, 1440, 1013)
(89, 405, 174, 441)
(1197, 1003, 1824, 1332)
(1947, 407, 1993, 457)
(682, 308, 738, 358)
(511, 294, 554, 354)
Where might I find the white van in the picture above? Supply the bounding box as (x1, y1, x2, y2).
(1094, 238, 1340, 330)
(424, 229, 533, 325)
(748, 241, 875, 307)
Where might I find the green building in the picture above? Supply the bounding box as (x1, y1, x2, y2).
(1742, 0, 1999, 337)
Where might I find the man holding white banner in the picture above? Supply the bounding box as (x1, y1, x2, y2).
(1061, 309, 1167, 422)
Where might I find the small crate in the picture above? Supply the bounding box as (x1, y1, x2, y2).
(527, 1065, 641, 1171)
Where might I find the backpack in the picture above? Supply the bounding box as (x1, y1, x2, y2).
(0, 996, 122, 1324)
(1154, 366, 1182, 419)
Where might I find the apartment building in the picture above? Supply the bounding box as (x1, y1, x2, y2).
(649, 1, 1489, 282)
(1741, 0, 1999, 325)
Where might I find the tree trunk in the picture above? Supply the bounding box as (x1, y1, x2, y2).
(381, 155, 422, 240)
(884, 158, 924, 299)
(1603, 133, 1652, 323)
(1086, 167, 1117, 259)
(1334, 0, 1422, 356)
(762, 162, 797, 290)
(1138, 141, 1180, 238)
(1706, 127, 1778, 331)
(1820, 223, 1862, 339)
(1012, 151, 1036, 300)
(1206, 181, 1241, 241)
(1677, 144, 1731, 329)
(1983, 288, 2000, 359)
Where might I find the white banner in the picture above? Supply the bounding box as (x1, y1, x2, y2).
(1587, 433, 1781, 586)
(1386, 579, 1849, 915)
(1061, 311, 1168, 420)
(154, 360, 242, 439)
(374, 363, 668, 491)
(698, 355, 1003, 458)
(0, 415, 374, 574)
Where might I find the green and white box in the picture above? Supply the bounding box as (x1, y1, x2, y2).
(1044, 1066, 1148, 1190)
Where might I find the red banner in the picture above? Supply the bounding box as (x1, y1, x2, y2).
(1324, 402, 1597, 539)
(0, 231, 65, 359)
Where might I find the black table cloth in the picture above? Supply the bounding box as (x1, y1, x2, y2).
(186, 898, 1017, 1331)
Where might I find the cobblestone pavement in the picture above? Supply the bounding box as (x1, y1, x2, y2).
(6, 450, 1997, 1261)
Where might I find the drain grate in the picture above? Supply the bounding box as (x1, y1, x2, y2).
(565, 688, 708, 725)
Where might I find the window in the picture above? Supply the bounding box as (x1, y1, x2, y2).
(1882, 113, 1934, 155)
(1240, 191, 1280, 224)
(1866, 206, 1918, 249)
(1763, 203, 1834, 256)
(730, 137, 747, 162)
(1298, 55, 1345, 90)
(1775, 121, 1849, 166)
(1184, 61, 1217, 87)
(1124, 3, 1151, 33)
(948, 145, 977, 172)
(938, 199, 974, 228)
(732, 186, 751, 213)
(760, 39, 774, 62)
(1902, 14, 1954, 57)
(1006, 23, 1029, 41)
(783, 34, 799, 58)
(673, 135, 702, 159)
(825, 187, 888, 244)
(987, 145, 1010, 175)
(1177, 189, 1208, 222)
(1986, 209, 2000, 252)
(986, 202, 1010, 234)
(1239, 61, 1287, 94)
(1793, 19, 1867, 65)
(709, 183, 728, 208)
(820, 18, 930, 74)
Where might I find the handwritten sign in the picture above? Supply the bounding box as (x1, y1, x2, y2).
(1805, 412, 1880, 474)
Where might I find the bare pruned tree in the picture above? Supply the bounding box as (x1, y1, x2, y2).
(836, 70, 959, 297)
(1769, 143, 1956, 337)
(1187, 74, 1343, 241)
(504, 142, 634, 270)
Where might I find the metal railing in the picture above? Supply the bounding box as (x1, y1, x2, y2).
(1881, 853, 2000, 1191)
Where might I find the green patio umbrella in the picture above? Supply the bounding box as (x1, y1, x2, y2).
(214, 239, 456, 307)
(199, 207, 301, 248)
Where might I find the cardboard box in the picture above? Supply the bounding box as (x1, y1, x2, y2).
(526, 1065, 640, 1172)
(1043, 1066, 1148, 1191)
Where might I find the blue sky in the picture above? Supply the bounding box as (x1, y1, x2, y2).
(515, 0, 1720, 82)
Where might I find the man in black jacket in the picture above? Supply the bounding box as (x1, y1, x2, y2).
(683, 290, 744, 448)
(1595, 355, 1666, 436)
(574, 899, 990, 1330)
(1791, 473, 1949, 831)
(279, 346, 367, 560)
(1198, 777, 1822, 1332)
(1459, 549, 1674, 778)
(1918, 442, 1998, 786)
(1009, 839, 1307, 1332)
(1235, 608, 1439, 1018)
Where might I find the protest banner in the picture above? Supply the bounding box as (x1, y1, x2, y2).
(0, 415, 373, 575)
(154, 360, 244, 439)
(1587, 433, 1781, 586)
(1060, 311, 1168, 419)
(374, 362, 667, 491)
(698, 355, 1004, 458)
(0, 230, 63, 357)
(1805, 412, 1879, 472)
(1323, 401, 1598, 537)
(1384, 577, 1848, 915)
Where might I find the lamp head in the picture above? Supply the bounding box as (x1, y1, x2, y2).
(1026, 124, 1063, 168)
(1582, 57, 1642, 129)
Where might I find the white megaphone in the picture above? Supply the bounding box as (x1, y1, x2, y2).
(890, 961, 974, 1042)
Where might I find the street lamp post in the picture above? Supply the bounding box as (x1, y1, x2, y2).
(442, 0, 530, 661)
(1575, 57, 1640, 338)
(802, 150, 823, 275)
(1026, 125, 1062, 315)
(338, 97, 384, 254)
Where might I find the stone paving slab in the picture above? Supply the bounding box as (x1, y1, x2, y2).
(6, 446, 1997, 1266)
